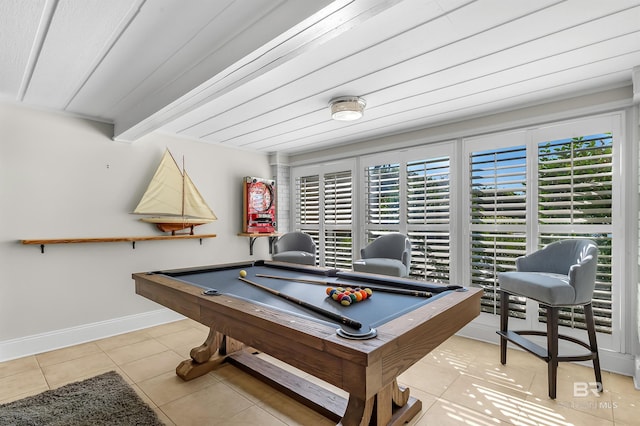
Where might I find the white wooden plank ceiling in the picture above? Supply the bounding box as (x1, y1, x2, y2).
(2, 0, 639, 155)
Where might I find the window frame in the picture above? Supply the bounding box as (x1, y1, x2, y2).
(462, 114, 623, 351)
(360, 143, 457, 283)
(290, 111, 631, 357)
(291, 159, 357, 268)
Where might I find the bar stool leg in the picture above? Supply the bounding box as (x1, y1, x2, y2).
(583, 303, 603, 392)
(500, 291, 509, 365)
(547, 306, 559, 399)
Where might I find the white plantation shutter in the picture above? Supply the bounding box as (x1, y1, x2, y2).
(409, 230, 450, 283)
(296, 175, 319, 225)
(466, 132, 614, 334)
(323, 171, 353, 268)
(469, 145, 528, 316)
(406, 157, 451, 283)
(294, 167, 353, 269)
(324, 230, 353, 269)
(537, 133, 613, 334)
(538, 135, 613, 225)
(362, 164, 401, 269)
(363, 153, 452, 283)
(365, 164, 400, 225)
(407, 157, 450, 225)
(470, 146, 527, 225)
(470, 232, 527, 317)
(324, 171, 352, 225)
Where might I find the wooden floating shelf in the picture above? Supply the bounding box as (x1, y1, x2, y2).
(21, 234, 217, 253)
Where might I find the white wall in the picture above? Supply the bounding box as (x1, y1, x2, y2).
(0, 103, 272, 361)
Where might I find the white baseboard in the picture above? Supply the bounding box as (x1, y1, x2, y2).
(0, 309, 184, 362)
(458, 321, 636, 378)
(2, 309, 637, 381)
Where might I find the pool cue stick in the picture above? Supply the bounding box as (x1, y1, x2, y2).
(238, 277, 363, 329)
(255, 273, 432, 298)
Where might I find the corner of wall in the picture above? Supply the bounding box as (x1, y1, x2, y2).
(270, 154, 291, 233)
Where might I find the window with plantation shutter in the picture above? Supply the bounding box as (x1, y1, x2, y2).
(293, 112, 624, 357)
(294, 165, 354, 269)
(296, 175, 319, 225)
(469, 145, 528, 317)
(538, 134, 613, 225)
(466, 129, 615, 336)
(295, 175, 320, 265)
(537, 133, 613, 334)
(470, 232, 527, 316)
(409, 230, 451, 283)
(470, 146, 527, 225)
(324, 171, 352, 225)
(365, 164, 400, 225)
(407, 157, 450, 225)
(323, 171, 353, 268)
(324, 230, 353, 269)
(363, 150, 453, 283)
(406, 157, 451, 283)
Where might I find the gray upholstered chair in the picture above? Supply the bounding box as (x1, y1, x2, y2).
(497, 239, 601, 399)
(272, 231, 316, 265)
(352, 233, 411, 277)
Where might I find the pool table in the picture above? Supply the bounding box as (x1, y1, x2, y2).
(133, 260, 481, 426)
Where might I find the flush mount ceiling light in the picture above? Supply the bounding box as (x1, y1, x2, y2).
(329, 96, 366, 121)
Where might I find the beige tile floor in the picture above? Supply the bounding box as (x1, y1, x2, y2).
(1, 319, 638, 425)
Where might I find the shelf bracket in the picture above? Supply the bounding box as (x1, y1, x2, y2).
(40, 244, 45, 254)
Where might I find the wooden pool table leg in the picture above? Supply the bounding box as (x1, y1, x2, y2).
(340, 380, 421, 426)
(175, 327, 243, 381)
(340, 394, 374, 426)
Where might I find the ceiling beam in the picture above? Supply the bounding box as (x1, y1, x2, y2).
(113, 0, 403, 143)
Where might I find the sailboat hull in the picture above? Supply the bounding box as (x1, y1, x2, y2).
(140, 217, 215, 235)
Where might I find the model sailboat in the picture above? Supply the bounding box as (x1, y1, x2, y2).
(133, 149, 217, 235)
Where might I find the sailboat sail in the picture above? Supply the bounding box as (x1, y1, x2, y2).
(134, 150, 216, 233)
(182, 172, 216, 219)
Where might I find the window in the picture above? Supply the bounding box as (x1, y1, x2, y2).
(538, 134, 612, 226)
(407, 157, 451, 283)
(469, 143, 528, 316)
(365, 164, 400, 226)
(296, 175, 319, 226)
(465, 126, 616, 335)
(293, 112, 625, 355)
(537, 133, 613, 333)
(323, 171, 353, 269)
(295, 174, 320, 265)
(293, 162, 354, 268)
(362, 146, 453, 283)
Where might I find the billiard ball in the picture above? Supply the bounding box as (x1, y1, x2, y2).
(239, 270, 247, 278)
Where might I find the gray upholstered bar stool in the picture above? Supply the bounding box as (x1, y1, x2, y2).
(272, 231, 316, 265)
(497, 239, 602, 399)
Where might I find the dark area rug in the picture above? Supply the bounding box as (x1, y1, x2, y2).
(0, 370, 164, 425)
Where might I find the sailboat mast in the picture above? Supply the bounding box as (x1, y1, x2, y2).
(182, 156, 186, 217)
